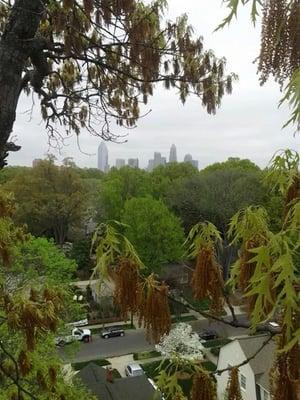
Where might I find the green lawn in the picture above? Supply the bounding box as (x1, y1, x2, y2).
(71, 358, 111, 371)
(171, 314, 197, 323)
(133, 350, 161, 361)
(201, 338, 232, 349)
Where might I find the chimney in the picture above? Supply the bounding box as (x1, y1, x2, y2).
(106, 366, 114, 383)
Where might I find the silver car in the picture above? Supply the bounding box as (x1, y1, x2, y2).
(125, 363, 144, 377)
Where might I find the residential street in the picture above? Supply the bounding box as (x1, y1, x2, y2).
(61, 315, 248, 363)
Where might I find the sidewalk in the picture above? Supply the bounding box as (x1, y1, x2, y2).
(84, 305, 244, 331)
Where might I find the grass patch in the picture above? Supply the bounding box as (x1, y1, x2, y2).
(202, 338, 231, 349)
(186, 298, 211, 311)
(171, 315, 197, 323)
(72, 358, 110, 371)
(112, 369, 121, 379)
(210, 347, 221, 357)
(90, 323, 135, 335)
(133, 350, 161, 361)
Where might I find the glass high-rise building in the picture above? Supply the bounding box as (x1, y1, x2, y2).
(128, 158, 139, 168)
(116, 159, 126, 169)
(97, 142, 108, 172)
(169, 144, 177, 163)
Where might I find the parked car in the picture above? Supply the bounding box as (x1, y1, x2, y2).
(125, 363, 144, 377)
(101, 326, 125, 339)
(55, 328, 92, 346)
(198, 329, 218, 341)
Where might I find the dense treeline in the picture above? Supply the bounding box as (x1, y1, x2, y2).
(0, 156, 281, 276)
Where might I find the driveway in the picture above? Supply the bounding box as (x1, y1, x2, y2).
(60, 329, 154, 363)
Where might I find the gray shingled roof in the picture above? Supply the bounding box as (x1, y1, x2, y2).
(77, 363, 159, 400)
(236, 335, 275, 391)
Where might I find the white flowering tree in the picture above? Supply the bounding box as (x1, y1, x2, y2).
(156, 323, 204, 361)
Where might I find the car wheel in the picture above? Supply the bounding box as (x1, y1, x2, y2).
(58, 340, 65, 347)
(104, 335, 109, 339)
(120, 332, 124, 337)
(83, 336, 90, 343)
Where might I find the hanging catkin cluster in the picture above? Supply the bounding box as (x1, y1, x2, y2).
(258, 0, 300, 85)
(225, 368, 243, 400)
(138, 275, 171, 343)
(191, 370, 217, 400)
(270, 336, 300, 400)
(114, 258, 141, 319)
(239, 238, 260, 291)
(191, 247, 224, 314)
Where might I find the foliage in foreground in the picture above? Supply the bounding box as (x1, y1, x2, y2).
(0, 189, 92, 399)
(93, 149, 300, 400)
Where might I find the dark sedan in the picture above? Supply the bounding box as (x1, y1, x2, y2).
(101, 326, 125, 339)
(198, 329, 218, 341)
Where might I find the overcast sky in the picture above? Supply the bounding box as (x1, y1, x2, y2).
(7, 0, 299, 169)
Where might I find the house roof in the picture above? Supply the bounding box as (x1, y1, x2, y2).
(77, 363, 159, 400)
(77, 363, 111, 400)
(235, 335, 275, 391)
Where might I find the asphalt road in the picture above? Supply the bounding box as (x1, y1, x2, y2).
(61, 314, 249, 363)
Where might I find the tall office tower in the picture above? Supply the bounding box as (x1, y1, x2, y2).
(169, 144, 177, 163)
(97, 142, 109, 172)
(128, 158, 139, 168)
(184, 153, 199, 169)
(184, 154, 193, 163)
(147, 159, 154, 171)
(32, 158, 42, 167)
(191, 160, 199, 169)
(153, 152, 162, 168)
(116, 159, 126, 169)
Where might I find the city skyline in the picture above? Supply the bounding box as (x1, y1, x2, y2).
(7, 0, 298, 170)
(106, 144, 200, 171)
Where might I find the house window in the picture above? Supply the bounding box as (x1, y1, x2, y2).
(180, 272, 189, 284)
(240, 374, 246, 390)
(262, 388, 269, 400)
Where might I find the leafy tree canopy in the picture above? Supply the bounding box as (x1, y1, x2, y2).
(0, 188, 92, 399)
(167, 166, 264, 233)
(201, 157, 261, 174)
(121, 196, 185, 272)
(150, 161, 199, 199)
(0, 0, 235, 167)
(12, 236, 77, 283)
(98, 166, 152, 220)
(4, 158, 87, 244)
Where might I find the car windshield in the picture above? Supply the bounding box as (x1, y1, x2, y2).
(75, 329, 83, 334)
(132, 368, 143, 376)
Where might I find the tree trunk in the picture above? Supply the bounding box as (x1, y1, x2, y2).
(0, 0, 44, 168)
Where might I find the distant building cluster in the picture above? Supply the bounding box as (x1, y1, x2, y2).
(147, 144, 198, 171)
(97, 142, 198, 172)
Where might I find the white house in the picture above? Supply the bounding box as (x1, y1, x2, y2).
(216, 335, 275, 400)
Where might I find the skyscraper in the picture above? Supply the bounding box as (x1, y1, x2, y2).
(169, 144, 177, 163)
(128, 158, 139, 168)
(184, 154, 193, 163)
(97, 142, 108, 172)
(147, 159, 154, 171)
(116, 159, 126, 169)
(153, 152, 162, 168)
(184, 153, 199, 169)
